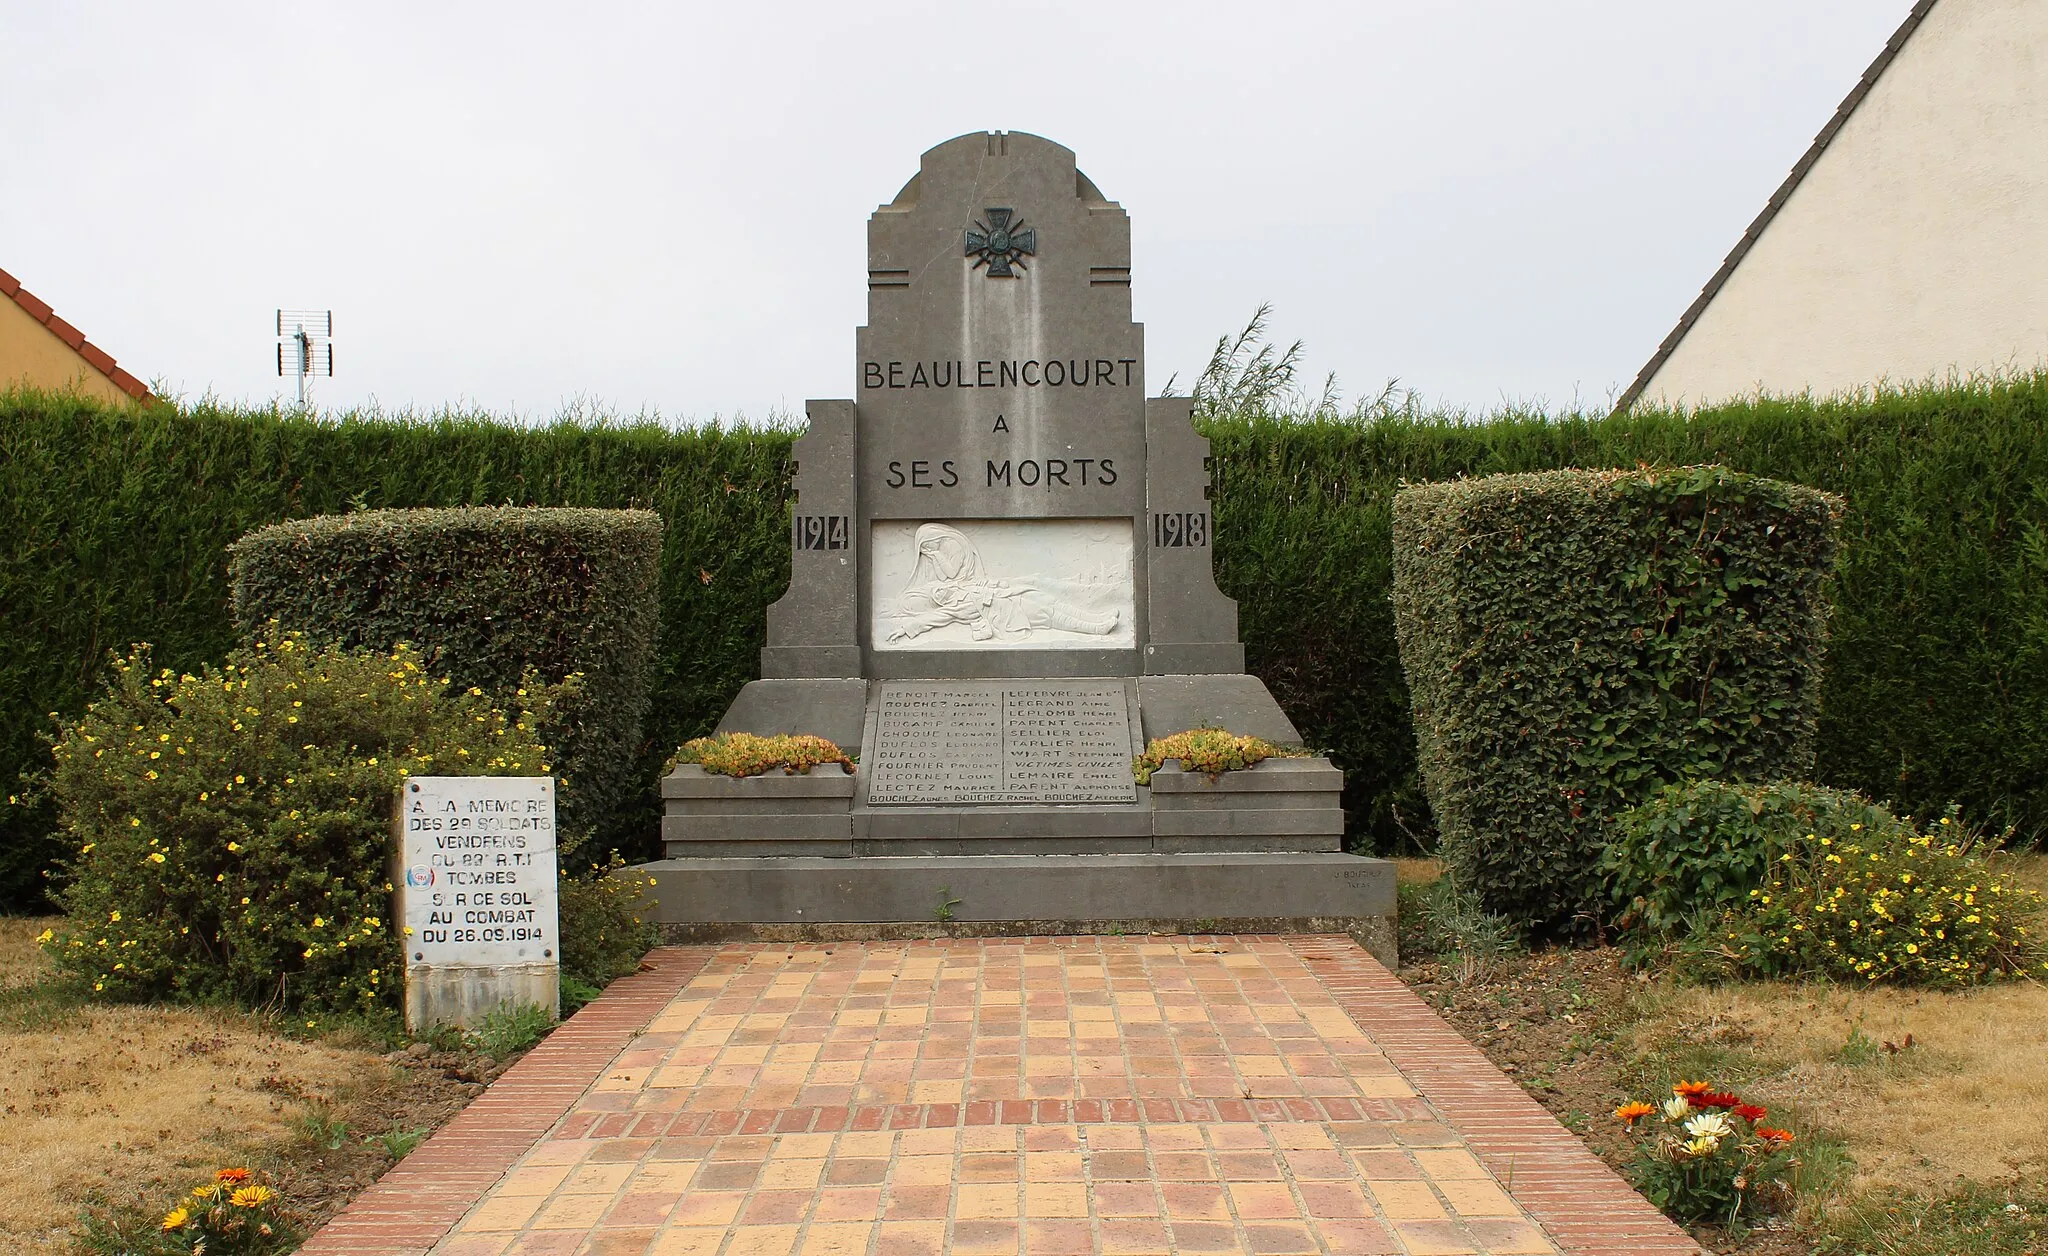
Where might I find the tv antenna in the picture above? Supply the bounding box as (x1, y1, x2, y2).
(276, 309, 333, 406)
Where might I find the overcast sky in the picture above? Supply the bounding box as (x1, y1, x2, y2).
(5, 2, 1913, 421)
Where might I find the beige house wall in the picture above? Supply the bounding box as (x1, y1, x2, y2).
(0, 291, 135, 406)
(1641, 0, 2048, 407)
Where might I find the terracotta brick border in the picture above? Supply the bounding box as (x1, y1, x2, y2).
(298, 946, 718, 1256)
(1291, 936, 1705, 1256)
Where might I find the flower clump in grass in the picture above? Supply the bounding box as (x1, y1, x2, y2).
(1131, 729, 1309, 786)
(665, 732, 853, 778)
(1616, 1080, 1799, 1228)
(153, 1167, 297, 1255)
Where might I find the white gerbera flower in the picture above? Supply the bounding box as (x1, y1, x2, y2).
(1685, 1112, 1734, 1141)
(1662, 1096, 1692, 1121)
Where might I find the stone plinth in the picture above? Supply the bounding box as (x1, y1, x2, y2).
(1146, 757, 1345, 853)
(660, 763, 856, 856)
(640, 852, 1397, 967)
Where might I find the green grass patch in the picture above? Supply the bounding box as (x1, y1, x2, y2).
(1813, 1184, 2048, 1256)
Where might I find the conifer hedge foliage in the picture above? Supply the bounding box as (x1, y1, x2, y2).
(228, 506, 663, 843)
(0, 394, 790, 907)
(4, 380, 2047, 909)
(1391, 466, 1843, 934)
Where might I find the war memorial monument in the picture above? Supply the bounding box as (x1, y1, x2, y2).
(642, 132, 1394, 960)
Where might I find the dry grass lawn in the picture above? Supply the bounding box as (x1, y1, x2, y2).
(1401, 850, 2048, 1226)
(0, 917, 386, 1251)
(1640, 852, 2048, 1195)
(0, 916, 56, 989)
(1642, 974, 2048, 1193)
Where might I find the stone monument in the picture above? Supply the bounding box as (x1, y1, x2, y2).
(643, 132, 1393, 959)
(395, 775, 560, 1031)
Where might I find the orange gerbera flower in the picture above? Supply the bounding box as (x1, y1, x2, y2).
(1614, 1102, 1656, 1123)
(215, 1167, 252, 1184)
(1672, 1080, 1712, 1098)
(1756, 1127, 1795, 1145)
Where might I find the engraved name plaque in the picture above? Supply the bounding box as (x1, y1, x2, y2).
(866, 680, 1137, 805)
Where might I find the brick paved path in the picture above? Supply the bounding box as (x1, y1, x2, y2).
(303, 939, 1698, 1256)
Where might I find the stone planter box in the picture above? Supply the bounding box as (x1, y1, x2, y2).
(1146, 756, 1344, 852)
(660, 764, 856, 856)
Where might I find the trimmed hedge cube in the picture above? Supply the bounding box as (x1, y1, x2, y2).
(1391, 466, 1842, 935)
(228, 506, 662, 845)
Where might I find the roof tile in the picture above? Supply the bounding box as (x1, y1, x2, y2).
(45, 313, 86, 350)
(12, 287, 53, 323)
(78, 341, 117, 374)
(107, 366, 150, 399)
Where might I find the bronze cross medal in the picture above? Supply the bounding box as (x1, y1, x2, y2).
(964, 208, 1036, 277)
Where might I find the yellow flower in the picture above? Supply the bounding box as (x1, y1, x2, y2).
(161, 1206, 190, 1230)
(230, 1184, 275, 1208)
(148, 852, 166, 864)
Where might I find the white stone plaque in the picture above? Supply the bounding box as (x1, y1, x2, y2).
(398, 776, 559, 969)
(871, 518, 1135, 651)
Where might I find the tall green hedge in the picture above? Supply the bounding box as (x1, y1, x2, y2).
(1207, 387, 2048, 858)
(4, 379, 2047, 909)
(0, 393, 791, 907)
(229, 507, 662, 842)
(1390, 466, 1842, 934)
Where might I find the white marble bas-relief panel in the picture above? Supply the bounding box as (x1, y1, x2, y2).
(871, 519, 1135, 651)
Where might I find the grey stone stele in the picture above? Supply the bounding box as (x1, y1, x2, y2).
(640, 131, 1392, 952)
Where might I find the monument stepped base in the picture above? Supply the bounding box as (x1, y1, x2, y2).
(632, 852, 1398, 967)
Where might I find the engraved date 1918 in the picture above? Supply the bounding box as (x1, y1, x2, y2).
(1152, 511, 1208, 547)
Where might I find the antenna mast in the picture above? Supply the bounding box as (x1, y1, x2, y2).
(275, 309, 334, 407)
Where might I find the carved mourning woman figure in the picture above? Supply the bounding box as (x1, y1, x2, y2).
(885, 523, 1120, 643)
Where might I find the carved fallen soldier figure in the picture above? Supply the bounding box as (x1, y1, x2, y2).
(884, 522, 1120, 643)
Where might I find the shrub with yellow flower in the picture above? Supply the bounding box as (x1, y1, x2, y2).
(1611, 780, 2045, 988)
(1725, 807, 2045, 988)
(39, 628, 560, 1014)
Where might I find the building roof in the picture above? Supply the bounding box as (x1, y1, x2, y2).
(1614, 0, 1941, 414)
(0, 265, 153, 401)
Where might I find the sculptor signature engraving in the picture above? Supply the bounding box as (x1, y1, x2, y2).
(884, 523, 1119, 643)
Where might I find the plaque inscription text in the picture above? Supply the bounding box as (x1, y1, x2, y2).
(867, 681, 1136, 805)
